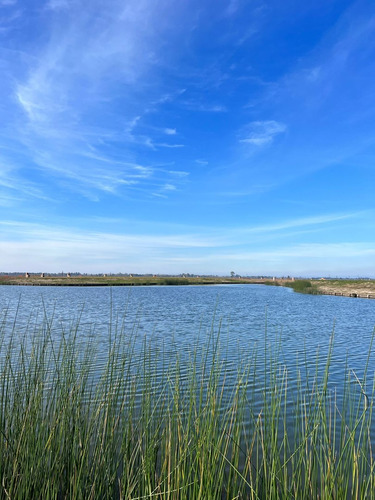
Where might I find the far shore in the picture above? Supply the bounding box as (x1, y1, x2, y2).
(0, 274, 272, 287)
(1, 274, 375, 299)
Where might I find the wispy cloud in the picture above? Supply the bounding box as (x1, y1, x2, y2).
(239, 120, 287, 146)
(167, 170, 189, 177)
(162, 183, 177, 191)
(255, 5, 375, 124)
(0, 210, 362, 248)
(239, 212, 358, 235)
(0, 158, 51, 202)
(8, 0, 191, 201)
(0, 219, 221, 255)
(156, 143, 184, 149)
(3, 232, 373, 276)
(180, 100, 227, 113)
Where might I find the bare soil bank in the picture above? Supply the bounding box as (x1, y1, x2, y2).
(311, 279, 375, 299)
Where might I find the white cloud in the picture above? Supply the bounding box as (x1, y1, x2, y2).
(181, 100, 227, 112)
(164, 128, 177, 135)
(168, 170, 189, 177)
(163, 183, 177, 191)
(156, 143, 184, 148)
(240, 120, 287, 146)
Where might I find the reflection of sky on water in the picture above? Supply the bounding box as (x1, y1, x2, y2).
(0, 284, 374, 406)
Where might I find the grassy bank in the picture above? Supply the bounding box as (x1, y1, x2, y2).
(0, 308, 374, 498)
(0, 275, 264, 287)
(264, 279, 321, 295)
(285, 279, 321, 295)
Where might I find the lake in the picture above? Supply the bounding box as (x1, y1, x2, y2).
(1, 283, 375, 497)
(1, 283, 374, 400)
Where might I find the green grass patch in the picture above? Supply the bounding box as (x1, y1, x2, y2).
(161, 278, 190, 285)
(285, 279, 321, 295)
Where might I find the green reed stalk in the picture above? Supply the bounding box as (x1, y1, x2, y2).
(0, 304, 374, 499)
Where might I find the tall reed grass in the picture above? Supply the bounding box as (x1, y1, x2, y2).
(0, 304, 374, 499)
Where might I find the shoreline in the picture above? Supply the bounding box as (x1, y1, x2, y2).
(1, 275, 375, 299)
(310, 279, 375, 300)
(0, 275, 266, 287)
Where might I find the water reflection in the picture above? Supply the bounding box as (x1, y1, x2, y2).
(1, 283, 374, 399)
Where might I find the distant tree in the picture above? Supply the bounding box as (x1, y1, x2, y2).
(230, 271, 235, 278)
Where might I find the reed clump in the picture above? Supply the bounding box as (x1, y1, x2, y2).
(0, 307, 374, 499)
(285, 279, 321, 295)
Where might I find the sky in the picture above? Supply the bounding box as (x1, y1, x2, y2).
(0, 0, 375, 277)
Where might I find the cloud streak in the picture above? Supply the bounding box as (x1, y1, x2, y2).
(0, 209, 368, 274)
(8, 0, 190, 200)
(240, 120, 287, 146)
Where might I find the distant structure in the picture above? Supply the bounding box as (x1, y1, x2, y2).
(25, 272, 30, 278)
(292, 277, 295, 281)
(67, 273, 71, 278)
(41, 273, 45, 278)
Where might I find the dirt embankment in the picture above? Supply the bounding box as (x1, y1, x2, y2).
(312, 280, 375, 299)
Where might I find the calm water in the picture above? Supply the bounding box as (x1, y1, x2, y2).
(1, 284, 375, 402)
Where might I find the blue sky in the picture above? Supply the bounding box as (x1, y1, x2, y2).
(1, 0, 375, 276)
